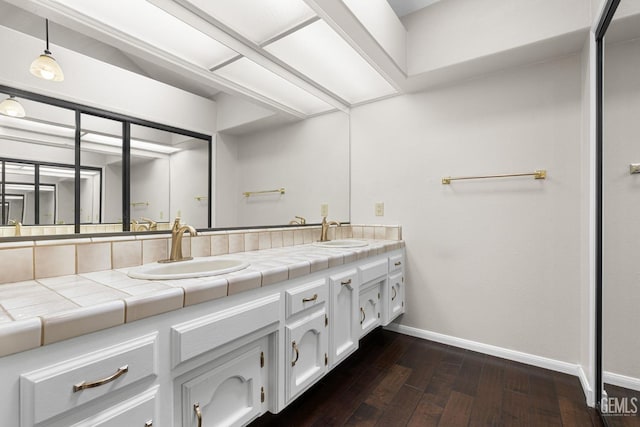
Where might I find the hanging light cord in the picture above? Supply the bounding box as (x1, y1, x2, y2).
(45, 18, 51, 54)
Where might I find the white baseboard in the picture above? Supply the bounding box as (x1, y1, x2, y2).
(384, 323, 595, 405)
(604, 371, 640, 392)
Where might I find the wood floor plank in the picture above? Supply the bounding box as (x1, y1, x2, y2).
(374, 384, 422, 427)
(453, 352, 484, 396)
(502, 389, 532, 426)
(438, 391, 475, 427)
(398, 340, 443, 391)
(407, 393, 444, 427)
(364, 364, 413, 410)
(504, 360, 530, 394)
(558, 396, 598, 427)
(344, 403, 383, 427)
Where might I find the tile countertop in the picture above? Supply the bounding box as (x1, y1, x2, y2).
(0, 239, 404, 357)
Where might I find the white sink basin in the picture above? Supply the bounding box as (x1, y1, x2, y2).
(312, 239, 369, 248)
(128, 258, 249, 280)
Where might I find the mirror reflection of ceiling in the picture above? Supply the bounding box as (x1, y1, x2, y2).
(0, 0, 404, 118)
(0, 92, 200, 162)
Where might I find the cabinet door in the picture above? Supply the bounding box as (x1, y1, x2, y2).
(285, 309, 328, 402)
(359, 282, 381, 338)
(181, 340, 266, 427)
(388, 271, 405, 323)
(329, 269, 358, 368)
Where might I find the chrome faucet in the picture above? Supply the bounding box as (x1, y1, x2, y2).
(289, 215, 307, 225)
(8, 219, 21, 237)
(320, 216, 340, 242)
(159, 217, 197, 263)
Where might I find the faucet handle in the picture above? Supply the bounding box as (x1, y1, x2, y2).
(295, 216, 306, 224)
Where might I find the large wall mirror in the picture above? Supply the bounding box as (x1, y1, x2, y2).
(215, 110, 350, 228)
(0, 85, 212, 238)
(598, 0, 640, 422)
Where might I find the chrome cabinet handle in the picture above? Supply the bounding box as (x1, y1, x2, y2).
(392, 287, 397, 301)
(144, 421, 153, 427)
(302, 294, 318, 303)
(194, 403, 202, 427)
(291, 341, 300, 366)
(341, 279, 352, 286)
(394, 261, 402, 266)
(360, 307, 365, 325)
(73, 365, 129, 392)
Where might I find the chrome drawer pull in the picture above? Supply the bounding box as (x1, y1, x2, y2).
(302, 294, 318, 303)
(360, 307, 365, 325)
(341, 279, 352, 286)
(394, 261, 402, 266)
(194, 402, 202, 427)
(73, 365, 129, 392)
(145, 421, 153, 427)
(291, 341, 300, 366)
(392, 287, 397, 301)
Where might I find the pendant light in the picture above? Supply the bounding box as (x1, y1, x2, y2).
(0, 96, 26, 118)
(30, 19, 64, 82)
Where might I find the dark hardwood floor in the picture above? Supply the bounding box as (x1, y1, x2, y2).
(250, 329, 605, 427)
(603, 384, 640, 427)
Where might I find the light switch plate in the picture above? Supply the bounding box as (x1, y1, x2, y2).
(375, 202, 384, 216)
(320, 204, 329, 217)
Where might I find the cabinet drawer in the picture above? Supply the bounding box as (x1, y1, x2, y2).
(20, 333, 158, 427)
(171, 294, 280, 367)
(359, 259, 388, 284)
(285, 279, 328, 318)
(389, 254, 404, 273)
(70, 386, 157, 427)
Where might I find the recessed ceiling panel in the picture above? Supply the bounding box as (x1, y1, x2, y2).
(183, 0, 316, 44)
(214, 58, 333, 115)
(50, 0, 237, 69)
(265, 20, 396, 104)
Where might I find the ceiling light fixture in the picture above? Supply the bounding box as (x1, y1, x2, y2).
(0, 96, 26, 118)
(30, 19, 64, 82)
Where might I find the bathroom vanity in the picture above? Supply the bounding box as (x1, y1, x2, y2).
(0, 239, 405, 427)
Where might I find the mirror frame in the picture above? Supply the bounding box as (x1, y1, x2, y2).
(1, 157, 101, 226)
(0, 83, 212, 237)
(595, 0, 621, 418)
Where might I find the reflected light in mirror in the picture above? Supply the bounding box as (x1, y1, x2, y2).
(0, 115, 74, 137)
(82, 132, 181, 154)
(5, 184, 54, 192)
(184, 0, 316, 44)
(0, 96, 26, 118)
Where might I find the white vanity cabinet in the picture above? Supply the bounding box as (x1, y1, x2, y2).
(177, 338, 269, 427)
(386, 254, 405, 324)
(0, 246, 405, 427)
(329, 268, 359, 368)
(358, 259, 387, 338)
(358, 281, 382, 337)
(19, 333, 158, 427)
(284, 279, 330, 403)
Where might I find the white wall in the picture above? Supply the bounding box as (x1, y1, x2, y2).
(603, 37, 640, 383)
(215, 133, 240, 228)
(351, 54, 584, 364)
(130, 158, 170, 223)
(170, 143, 209, 228)
(403, 0, 591, 75)
(216, 111, 350, 227)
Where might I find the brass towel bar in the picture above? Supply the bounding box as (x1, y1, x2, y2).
(243, 187, 285, 197)
(442, 170, 546, 185)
